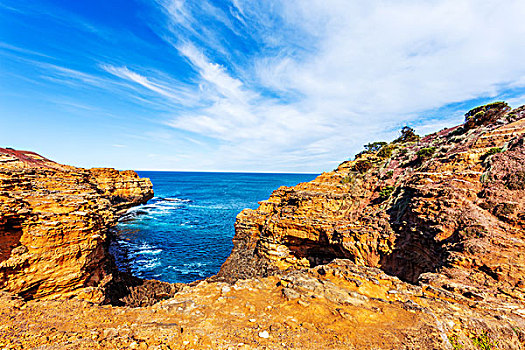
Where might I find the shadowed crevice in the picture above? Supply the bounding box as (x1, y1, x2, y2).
(0, 216, 24, 264)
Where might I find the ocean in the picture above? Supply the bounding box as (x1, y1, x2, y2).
(110, 171, 318, 283)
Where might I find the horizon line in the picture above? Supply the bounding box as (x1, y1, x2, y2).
(130, 169, 321, 175)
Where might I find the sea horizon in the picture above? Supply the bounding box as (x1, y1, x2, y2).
(131, 170, 321, 175)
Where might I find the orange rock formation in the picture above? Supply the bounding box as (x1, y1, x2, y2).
(0, 148, 153, 303)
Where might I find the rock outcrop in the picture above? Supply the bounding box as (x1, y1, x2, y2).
(219, 103, 525, 290)
(214, 102, 525, 347)
(90, 168, 153, 212)
(0, 147, 154, 303)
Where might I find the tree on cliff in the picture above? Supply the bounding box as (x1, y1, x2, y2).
(394, 126, 419, 143)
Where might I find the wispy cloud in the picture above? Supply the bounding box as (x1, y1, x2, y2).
(3, 0, 525, 172)
(141, 0, 525, 171)
(0, 42, 54, 59)
(101, 65, 197, 105)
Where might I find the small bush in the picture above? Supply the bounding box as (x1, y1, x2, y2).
(471, 331, 497, 350)
(417, 147, 436, 160)
(493, 202, 517, 218)
(448, 335, 464, 350)
(355, 141, 388, 159)
(464, 101, 511, 130)
(465, 101, 509, 121)
(377, 144, 394, 159)
(364, 141, 387, 152)
(447, 126, 465, 138)
(481, 147, 503, 161)
(341, 175, 353, 184)
(506, 171, 525, 190)
(394, 126, 420, 143)
(459, 226, 485, 239)
(384, 170, 394, 179)
(354, 159, 372, 173)
(378, 186, 395, 200)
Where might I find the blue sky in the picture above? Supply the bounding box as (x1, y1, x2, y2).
(1, 0, 525, 172)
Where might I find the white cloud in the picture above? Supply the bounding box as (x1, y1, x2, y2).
(0, 42, 54, 59)
(101, 65, 198, 106)
(111, 0, 525, 171)
(177, 43, 250, 103)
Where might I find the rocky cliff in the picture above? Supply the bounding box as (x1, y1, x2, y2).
(212, 101, 525, 347)
(0, 147, 155, 303)
(219, 103, 525, 298)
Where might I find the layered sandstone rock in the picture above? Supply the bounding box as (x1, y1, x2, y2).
(219, 103, 525, 289)
(0, 148, 153, 302)
(90, 168, 153, 212)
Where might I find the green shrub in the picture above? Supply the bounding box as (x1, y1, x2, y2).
(506, 171, 525, 190)
(354, 151, 366, 159)
(364, 141, 387, 152)
(465, 101, 509, 121)
(341, 175, 353, 184)
(394, 126, 420, 143)
(448, 335, 464, 350)
(384, 170, 394, 178)
(355, 141, 388, 159)
(447, 126, 465, 138)
(417, 147, 436, 159)
(481, 147, 503, 161)
(459, 226, 485, 239)
(464, 102, 511, 130)
(354, 159, 372, 173)
(378, 186, 395, 200)
(470, 331, 497, 350)
(377, 144, 394, 159)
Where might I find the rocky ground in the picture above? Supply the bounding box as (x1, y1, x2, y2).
(1, 102, 525, 349)
(0, 259, 523, 349)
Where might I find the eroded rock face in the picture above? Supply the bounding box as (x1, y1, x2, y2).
(0, 148, 154, 302)
(89, 168, 153, 212)
(209, 104, 525, 347)
(218, 104, 525, 308)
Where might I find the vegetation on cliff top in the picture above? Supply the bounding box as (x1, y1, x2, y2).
(464, 101, 511, 130)
(353, 101, 513, 166)
(393, 126, 420, 143)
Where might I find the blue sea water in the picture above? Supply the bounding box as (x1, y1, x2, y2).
(111, 172, 318, 284)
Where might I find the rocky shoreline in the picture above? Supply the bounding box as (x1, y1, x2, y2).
(1, 102, 525, 349)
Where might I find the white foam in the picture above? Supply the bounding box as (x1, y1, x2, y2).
(120, 197, 192, 220)
(139, 249, 162, 255)
(135, 259, 161, 270)
(164, 197, 191, 202)
(167, 262, 207, 276)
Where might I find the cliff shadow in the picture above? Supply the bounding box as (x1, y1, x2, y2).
(285, 230, 356, 268)
(103, 229, 183, 307)
(0, 216, 24, 264)
(378, 187, 449, 284)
